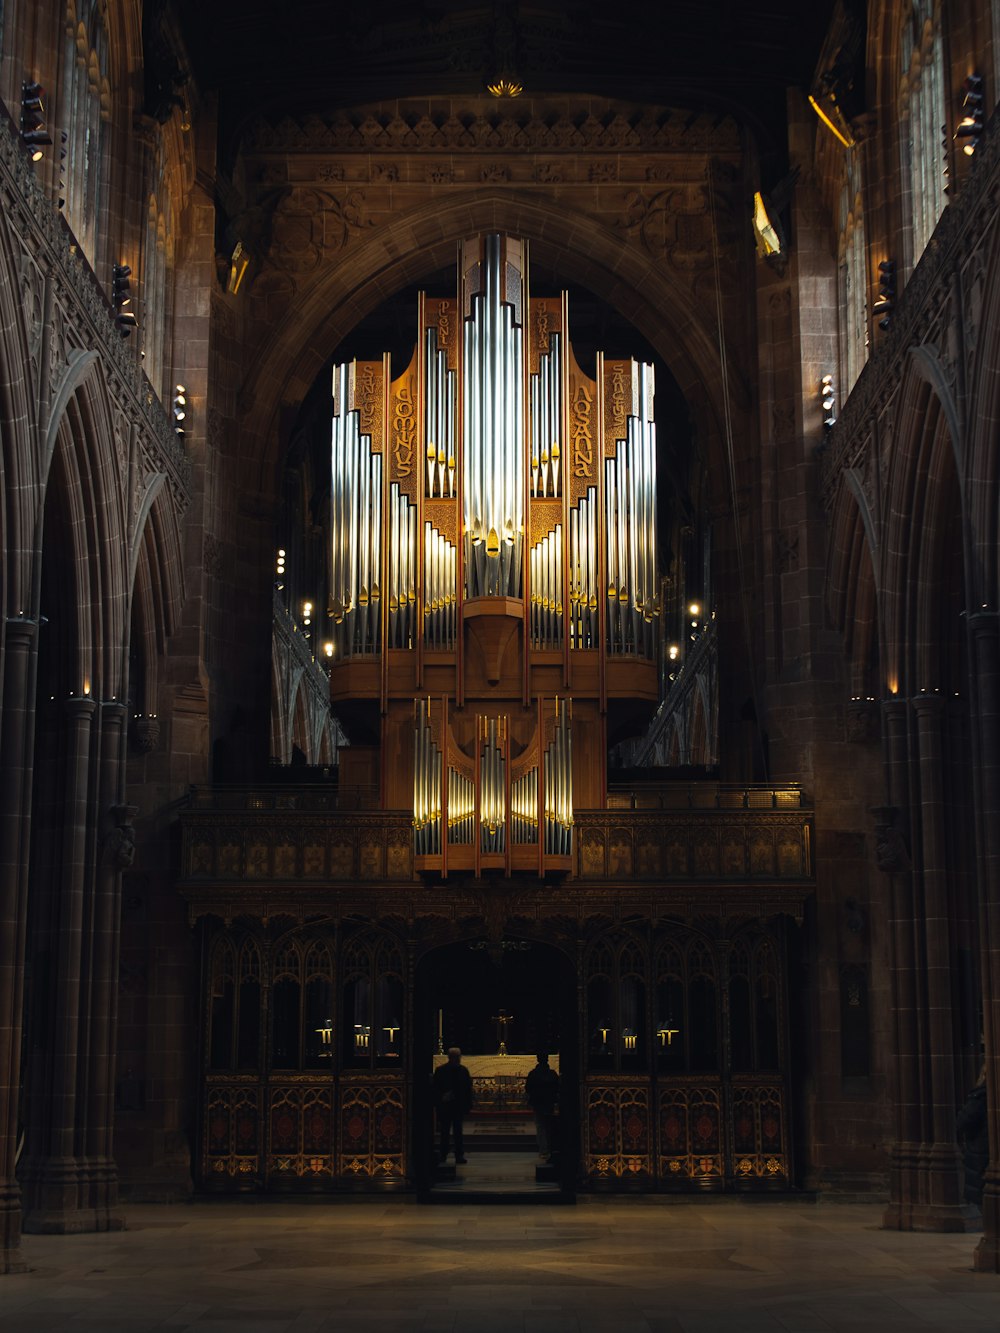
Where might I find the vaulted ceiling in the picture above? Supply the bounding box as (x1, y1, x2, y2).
(174, 0, 840, 173)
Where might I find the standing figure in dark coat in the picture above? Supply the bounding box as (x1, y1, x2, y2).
(957, 1067, 989, 1209)
(525, 1052, 560, 1161)
(433, 1046, 473, 1164)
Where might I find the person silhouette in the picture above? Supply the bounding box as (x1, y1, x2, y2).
(525, 1052, 560, 1161)
(432, 1046, 473, 1164)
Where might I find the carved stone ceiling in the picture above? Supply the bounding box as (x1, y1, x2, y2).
(176, 0, 838, 171)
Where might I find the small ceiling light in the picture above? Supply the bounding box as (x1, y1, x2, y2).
(688, 603, 701, 618)
(955, 74, 984, 156)
(20, 82, 52, 161)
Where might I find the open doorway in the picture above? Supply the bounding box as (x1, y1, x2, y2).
(413, 936, 578, 1201)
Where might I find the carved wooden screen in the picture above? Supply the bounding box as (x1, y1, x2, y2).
(202, 926, 342, 1190)
(584, 930, 653, 1182)
(583, 920, 791, 1192)
(337, 928, 406, 1180)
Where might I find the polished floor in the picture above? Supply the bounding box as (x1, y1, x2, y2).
(3, 1197, 999, 1332)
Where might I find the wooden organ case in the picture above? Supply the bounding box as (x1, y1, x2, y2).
(328, 234, 660, 866)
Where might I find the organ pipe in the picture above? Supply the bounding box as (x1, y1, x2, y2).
(413, 700, 442, 855)
(479, 714, 506, 854)
(530, 525, 563, 649)
(603, 361, 657, 657)
(424, 328, 457, 499)
(423, 524, 457, 649)
(512, 769, 539, 845)
(448, 767, 475, 844)
(330, 362, 382, 656)
(463, 236, 524, 599)
(530, 332, 563, 499)
(544, 698, 573, 856)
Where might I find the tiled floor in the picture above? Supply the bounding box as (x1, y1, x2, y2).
(2, 1197, 999, 1332)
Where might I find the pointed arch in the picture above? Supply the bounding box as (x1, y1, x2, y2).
(881, 349, 968, 696)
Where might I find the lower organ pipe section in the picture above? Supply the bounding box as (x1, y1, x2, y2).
(448, 767, 475, 844)
(544, 699, 573, 856)
(479, 716, 506, 855)
(413, 701, 442, 855)
(512, 768, 539, 845)
(412, 705, 572, 861)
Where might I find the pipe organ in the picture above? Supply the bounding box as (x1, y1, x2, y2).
(328, 234, 660, 875)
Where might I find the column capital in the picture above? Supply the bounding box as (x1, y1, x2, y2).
(3, 615, 38, 644)
(64, 695, 98, 719)
(910, 691, 946, 716)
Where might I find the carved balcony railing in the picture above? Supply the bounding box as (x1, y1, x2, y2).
(0, 102, 190, 510)
(178, 783, 813, 905)
(820, 104, 1000, 509)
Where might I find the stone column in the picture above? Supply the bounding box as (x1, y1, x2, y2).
(21, 695, 97, 1233)
(84, 700, 130, 1227)
(878, 698, 921, 1230)
(0, 617, 39, 1272)
(971, 612, 1000, 1271)
(911, 692, 966, 1229)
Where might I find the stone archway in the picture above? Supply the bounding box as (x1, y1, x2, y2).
(412, 933, 579, 1199)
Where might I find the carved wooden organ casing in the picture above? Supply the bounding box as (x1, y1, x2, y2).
(328, 234, 660, 874)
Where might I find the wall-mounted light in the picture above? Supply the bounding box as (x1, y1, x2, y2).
(57, 130, 67, 208)
(807, 92, 855, 149)
(752, 191, 784, 259)
(955, 74, 984, 156)
(112, 264, 137, 337)
(821, 374, 836, 431)
(171, 385, 187, 437)
(668, 644, 679, 661)
(873, 259, 896, 331)
(227, 240, 250, 295)
(20, 82, 52, 161)
(275, 549, 286, 589)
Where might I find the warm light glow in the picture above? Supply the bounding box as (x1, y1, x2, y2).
(324, 641, 333, 658)
(808, 94, 855, 148)
(487, 76, 523, 98)
(668, 644, 679, 661)
(752, 192, 782, 257)
(688, 603, 700, 617)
